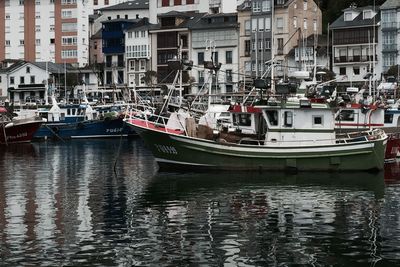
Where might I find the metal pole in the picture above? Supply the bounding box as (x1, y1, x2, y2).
(64, 61, 67, 102)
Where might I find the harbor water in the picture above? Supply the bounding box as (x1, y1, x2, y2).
(1, 139, 400, 266)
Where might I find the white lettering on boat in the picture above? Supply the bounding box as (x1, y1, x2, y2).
(154, 144, 178, 155)
(7, 132, 28, 140)
(106, 128, 123, 133)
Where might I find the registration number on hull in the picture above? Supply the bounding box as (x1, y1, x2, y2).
(154, 144, 178, 155)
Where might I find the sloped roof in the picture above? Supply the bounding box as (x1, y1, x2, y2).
(32, 62, 74, 73)
(380, 0, 400, 9)
(190, 13, 238, 30)
(330, 6, 380, 29)
(152, 12, 206, 30)
(98, 0, 148, 11)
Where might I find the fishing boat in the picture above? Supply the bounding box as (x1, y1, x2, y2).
(125, 97, 387, 172)
(32, 100, 135, 140)
(335, 100, 400, 160)
(0, 107, 44, 145)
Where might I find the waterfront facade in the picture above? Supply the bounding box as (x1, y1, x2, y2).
(330, 5, 381, 88)
(380, 0, 400, 74)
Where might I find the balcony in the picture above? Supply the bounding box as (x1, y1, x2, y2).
(382, 22, 398, 30)
(334, 55, 377, 64)
(382, 44, 398, 52)
(209, 0, 221, 7)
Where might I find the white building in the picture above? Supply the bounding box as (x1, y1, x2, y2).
(125, 23, 154, 88)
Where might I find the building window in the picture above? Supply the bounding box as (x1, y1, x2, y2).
(226, 70, 232, 83)
(363, 10, 372, 19)
(186, 0, 194, 3)
(303, 18, 307, 30)
(344, 12, 352, 21)
(19, 40, 24, 46)
(161, 0, 169, 7)
(140, 60, 146, 70)
(129, 60, 135, 71)
(198, 52, 204, 65)
(174, 0, 181, 5)
(5, 40, 10, 46)
(226, 51, 232, 64)
(276, 17, 284, 30)
(252, 1, 261, 12)
(293, 16, 297, 28)
(353, 67, 360, 75)
(62, 36, 77, 46)
(277, 38, 283, 54)
(245, 20, 251, 35)
(198, 71, 204, 84)
(20, 76, 25, 84)
(26, 67, 30, 73)
(244, 40, 251, 56)
(262, 0, 271, 12)
(10, 77, 14, 84)
(340, 67, 346, 75)
(303, 0, 307, 10)
(30, 76, 35, 84)
(265, 38, 271, 50)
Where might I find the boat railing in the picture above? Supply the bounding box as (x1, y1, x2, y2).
(130, 111, 188, 136)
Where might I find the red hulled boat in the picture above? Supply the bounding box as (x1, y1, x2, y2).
(0, 107, 44, 145)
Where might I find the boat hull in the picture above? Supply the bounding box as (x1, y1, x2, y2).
(34, 118, 136, 139)
(128, 121, 387, 172)
(0, 121, 43, 145)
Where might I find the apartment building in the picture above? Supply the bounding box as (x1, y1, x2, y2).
(125, 22, 155, 88)
(191, 13, 239, 95)
(0, 0, 130, 67)
(330, 4, 381, 88)
(274, 0, 322, 77)
(380, 0, 400, 73)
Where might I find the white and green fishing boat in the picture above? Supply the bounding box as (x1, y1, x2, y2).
(125, 98, 387, 172)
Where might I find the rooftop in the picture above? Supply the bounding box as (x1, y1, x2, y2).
(98, 0, 149, 11)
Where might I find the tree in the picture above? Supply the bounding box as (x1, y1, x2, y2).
(386, 65, 399, 79)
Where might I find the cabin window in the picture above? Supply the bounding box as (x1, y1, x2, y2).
(60, 113, 65, 121)
(234, 113, 252, 127)
(67, 109, 71, 115)
(266, 110, 278, 126)
(72, 109, 76, 115)
(336, 110, 354, 121)
(313, 115, 323, 126)
(385, 114, 393, 124)
(284, 111, 293, 127)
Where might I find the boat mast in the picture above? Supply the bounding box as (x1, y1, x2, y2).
(271, 0, 275, 93)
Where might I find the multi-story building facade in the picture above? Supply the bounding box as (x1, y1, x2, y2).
(0, 0, 130, 67)
(249, 0, 273, 78)
(149, 11, 204, 89)
(330, 4, 381, 88)
(125, 22, 154, 88)
(0, 0, 92, 66)
(274, 0, 322, 77)
(191, 13, 239, 95)
(148, 0, 237, 24)
(237, 1, 252, 90)
(102, 18, 146, 86)
(380, 0, 400, 73)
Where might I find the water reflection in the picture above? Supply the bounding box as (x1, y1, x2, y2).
(0, 140, 400, 266)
